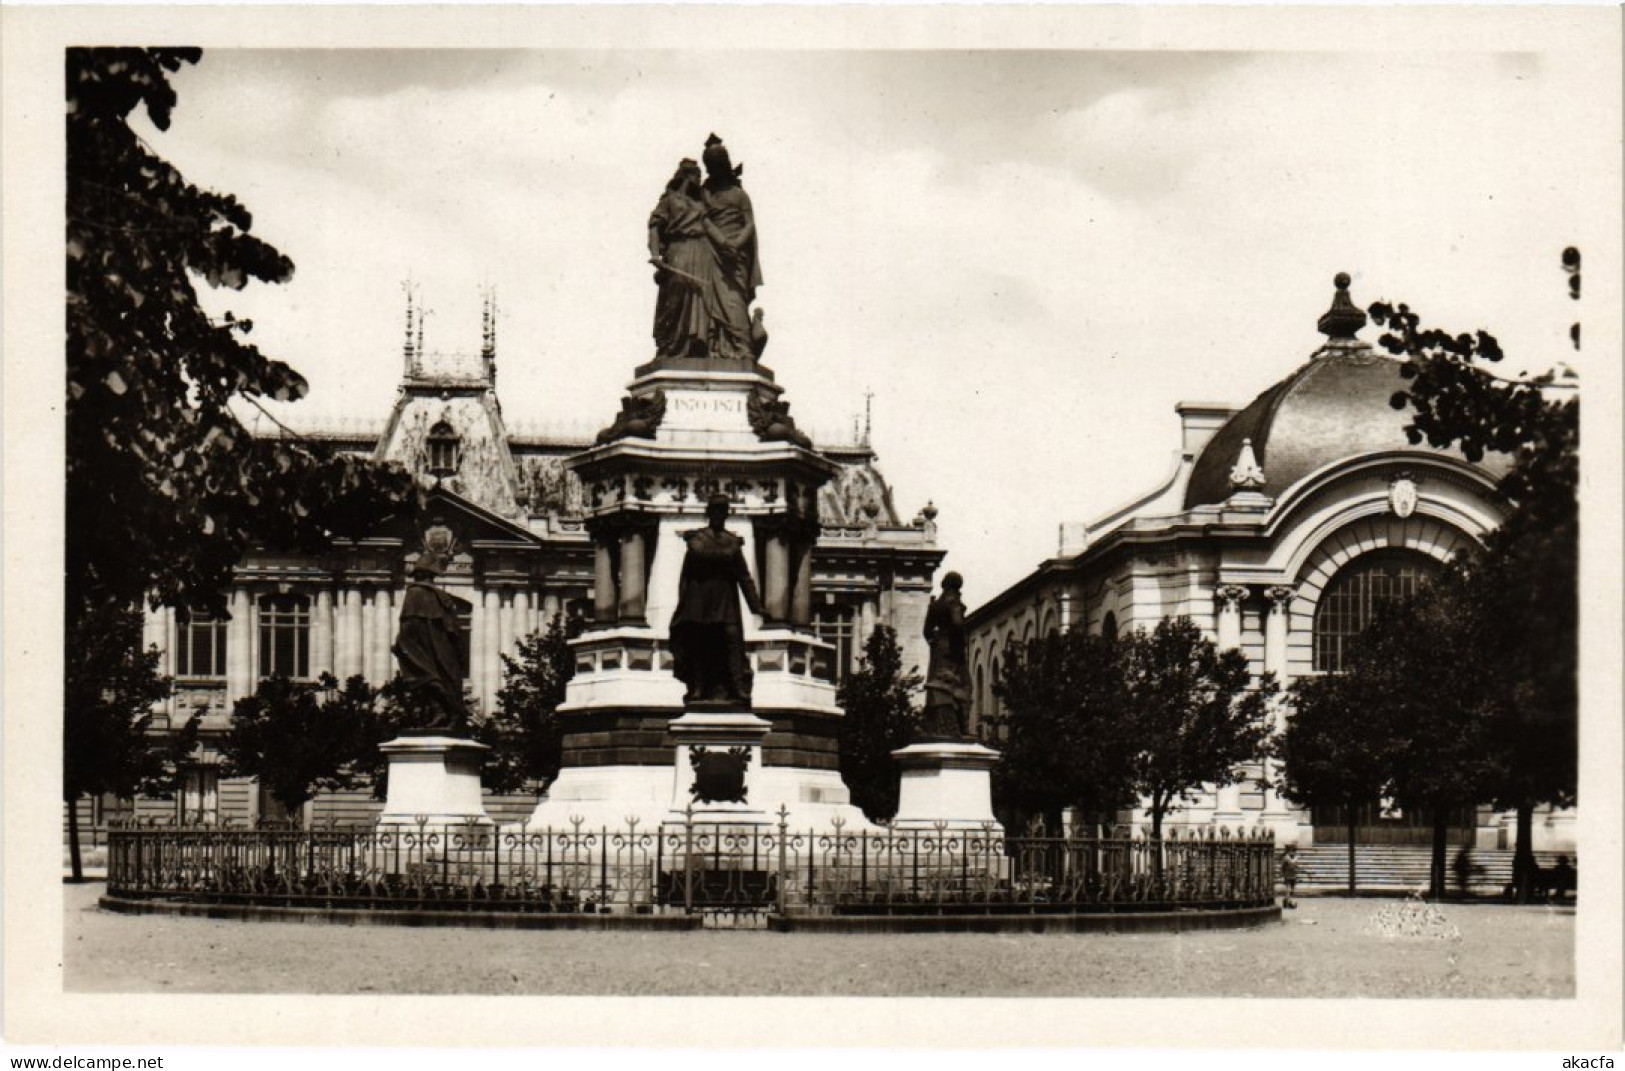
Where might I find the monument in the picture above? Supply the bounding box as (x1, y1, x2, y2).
(376, 532, 492, 830)
(524, 135, 872, 831)
(891, 572, 1002, 832)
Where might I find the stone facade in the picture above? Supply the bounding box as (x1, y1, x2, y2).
(120, 302, 942, 830)
(966, 276, 1577, 851)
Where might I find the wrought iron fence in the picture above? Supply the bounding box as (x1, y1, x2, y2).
(104, 811, 1277, 916)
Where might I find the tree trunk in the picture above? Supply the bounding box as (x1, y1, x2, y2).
(1150, 804, 1165, 893)
(1429, 814, 1447, 900)
(1347, 815, 1358, 896)
(67, 793, 84, 883)
(1513, 803, 1535, 905)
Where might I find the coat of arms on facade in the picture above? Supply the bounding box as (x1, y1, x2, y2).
(1387, 475, 1418, 518)
(688, 745, 752, 804)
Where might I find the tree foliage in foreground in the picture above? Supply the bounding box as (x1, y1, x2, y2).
(1372, 296, 1578, 900)
(484, 617, 577, 796)
(63, 599, 195, 879)
(66, 47, 420, 628)
(993, 617, 1275, 839)
(220, 674, 382, 815)
(837, 625, 921, 823)
(991, 630, 1136, 828)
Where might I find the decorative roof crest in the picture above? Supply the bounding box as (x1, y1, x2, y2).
(1228, 437, 1267, 490)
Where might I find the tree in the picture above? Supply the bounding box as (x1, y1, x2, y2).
(1371, 296, 1578, 901)
(991, 630, 1137, 830)
(1278, 666, 1404, 894)
(482, 617, 576, 795)
(219, 674, 381, 817)
(63, 598, 196, 880)
(837, 625, 921, 823)
(66, 47, 419, 626)
(1340, 577, 1500, 899)
(1116, 618, 1276, 842)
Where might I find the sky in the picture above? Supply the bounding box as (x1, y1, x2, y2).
(142, 43, 1614, 607)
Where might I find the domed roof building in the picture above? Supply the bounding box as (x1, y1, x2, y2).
(967, 274, 1572, 860)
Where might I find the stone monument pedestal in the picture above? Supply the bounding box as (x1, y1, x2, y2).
(667, 709, 774, 827)
(375, 735, 493, 830)
(890, 741, 1003, 832)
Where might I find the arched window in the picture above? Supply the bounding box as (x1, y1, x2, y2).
(1312, 549, 1440, 672)
(258, 593, 311, 680)
(427, 421, 461, 478)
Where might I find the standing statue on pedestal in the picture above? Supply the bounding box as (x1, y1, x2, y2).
(647, 135, 763, 361)
(918, 571, 971, 742)
(392, 549, 469, 734)
(648, 158, 717, 359)
(699, 134, 762, 360)
(669, 493, 764, 706)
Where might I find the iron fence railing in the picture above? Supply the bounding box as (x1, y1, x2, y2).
(104, 810, 1277, 916)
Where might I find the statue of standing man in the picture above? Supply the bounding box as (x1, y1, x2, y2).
(669, 493, 764, 706)
(918, 571, 971, 742)
(392, 547, 469, 734)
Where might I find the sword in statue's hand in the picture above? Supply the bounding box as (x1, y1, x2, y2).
(650, 257, 704, 291)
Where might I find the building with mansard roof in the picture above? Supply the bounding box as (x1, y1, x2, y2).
(95, 295, 943, 830)
(966, 274, 1577, 857)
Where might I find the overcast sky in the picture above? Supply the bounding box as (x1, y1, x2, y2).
(146, 45, 1612, 606)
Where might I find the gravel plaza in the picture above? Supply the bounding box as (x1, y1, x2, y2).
(64, 882, 1573, 999)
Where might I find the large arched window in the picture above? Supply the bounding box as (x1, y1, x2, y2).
(1312, 549, 1440, 672)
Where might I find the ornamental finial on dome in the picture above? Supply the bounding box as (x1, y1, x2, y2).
(1317, 271, 1367, 340)
(1228, 437, 1266, 490)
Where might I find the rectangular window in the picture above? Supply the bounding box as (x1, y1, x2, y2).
(258, 594, 311, 680)
(175, 607, 228, 679)
(813, 604, 855, 683)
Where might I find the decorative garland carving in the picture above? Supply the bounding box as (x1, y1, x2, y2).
(689, 746, 752, 804)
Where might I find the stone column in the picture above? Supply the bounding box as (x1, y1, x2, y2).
(312, 590, 334, 677)
(375, 587, 395, 684)
(1262, 585, 1296, 822)
(359, 588, 377, 684)
(469, 585, 488, 705)
(791, 541, 813, 627)
(542, 592, 562, 629)
(482, 589, 502, 709)
(593, 541, 617, 626)
(1215, 584, 1248, 650)
(618, 530, 648, 624)
(497, 588, 514, 663)
(340, 588, 363, 680)
(227, 588, 253, 701)
(859, 598, 878, 656)
(1213, 584, 1250, 824)
(513, 589, 532, 645)
(762, 531, 789, 623)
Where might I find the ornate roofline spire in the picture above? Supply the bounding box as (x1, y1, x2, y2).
(1317, 271, 1367, 341)
(401, 278, 417, 377)
(481, 285, 499, 385)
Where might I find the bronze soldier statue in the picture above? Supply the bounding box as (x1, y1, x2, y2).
(669, 493, 764, 706)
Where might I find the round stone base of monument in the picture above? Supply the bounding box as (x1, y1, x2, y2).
(375, 735, 493, 830)
(889, 741, 1003, 832)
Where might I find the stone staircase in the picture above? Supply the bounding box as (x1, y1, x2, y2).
(1294, 845, 1574, 895)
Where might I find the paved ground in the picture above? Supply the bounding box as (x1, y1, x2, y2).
(63, 882, 1573, 998)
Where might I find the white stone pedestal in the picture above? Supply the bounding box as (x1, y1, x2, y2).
(890, 742, 1003, 832)
(667, 710, 774, 826)
(375, 735, 493, 830)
